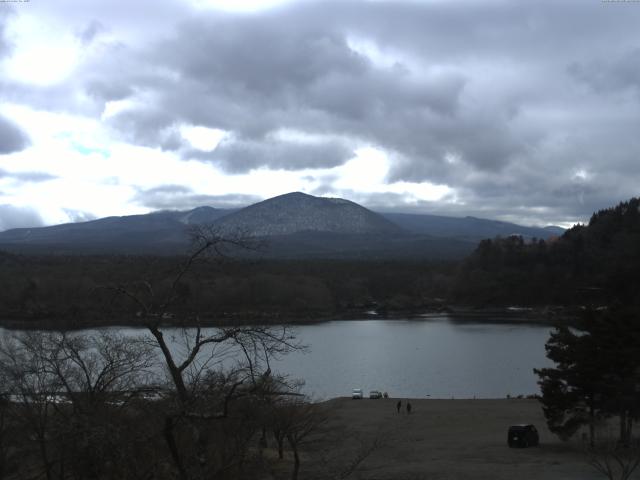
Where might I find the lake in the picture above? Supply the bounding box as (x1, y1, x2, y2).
(272, 318, 553, 400)
(0, 317, 554, 400)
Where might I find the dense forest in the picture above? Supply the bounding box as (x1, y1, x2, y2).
(0, 253, 456, 328)
(453, 197, 640, 308)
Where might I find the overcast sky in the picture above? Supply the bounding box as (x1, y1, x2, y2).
(1, 0, 639, 231)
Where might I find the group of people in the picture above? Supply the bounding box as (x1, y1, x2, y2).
(396, 400, 412, 414)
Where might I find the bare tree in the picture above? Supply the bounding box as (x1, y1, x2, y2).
(0, 331, 159, 480)
(266, 378, 307, 461)
(0, 387, 11, 479)
(270, 399, 328, 480)
(105, 226, 303, 480)
(0, 332, 64, 480)
(37, 332, 156, 411)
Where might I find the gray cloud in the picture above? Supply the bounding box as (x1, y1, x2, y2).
(133, 184, 260, 211)
(0, 169, 57, 182)
(92, 3, 476, 171)
(84, 2, 561, 163)
(188, 136, 353, 172)
(0, 205, 44, 231)
(86, 80, 133, 102)
(568, 48, 640, 97)
(0, 115, 29, 154)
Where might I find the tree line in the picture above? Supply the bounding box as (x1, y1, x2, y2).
(0, 252, 456, 329)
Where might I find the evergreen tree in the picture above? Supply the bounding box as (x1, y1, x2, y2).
(535, 322, 606, 445)
(588, 308, 640, 446)
(535, 307, 640, 446)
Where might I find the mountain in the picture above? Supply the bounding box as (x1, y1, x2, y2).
(0, 192, 564, 259)
(0, 207, 234, 253)
(381, 212, 564, 242)
(216, 192, 401, 236)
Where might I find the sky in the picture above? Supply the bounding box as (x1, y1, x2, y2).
(1, 0, 639, 231)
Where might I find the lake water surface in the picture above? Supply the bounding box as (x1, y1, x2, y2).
(273, 318, 553, 400)
(1, 317, 554, 400)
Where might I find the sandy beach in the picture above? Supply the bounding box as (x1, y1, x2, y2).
(275, 398, 603, 480)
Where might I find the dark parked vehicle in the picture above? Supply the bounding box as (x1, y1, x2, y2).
(507, 424, 539, 448)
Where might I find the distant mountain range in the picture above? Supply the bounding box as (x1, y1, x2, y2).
(0, 192, 564, 259)
(381, 212, 564, 242)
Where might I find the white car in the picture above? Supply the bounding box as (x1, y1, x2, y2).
(352, 388, 363, 399)
(369, 390, 382, 399)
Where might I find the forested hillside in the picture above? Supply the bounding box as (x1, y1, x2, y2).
(452, 198, 640, 307)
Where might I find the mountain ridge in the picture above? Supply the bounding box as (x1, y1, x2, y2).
(0, 192, 564, 259)
(381, 212, 564, 241)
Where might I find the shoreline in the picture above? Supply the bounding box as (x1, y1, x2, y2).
(0, 304, 576, 331)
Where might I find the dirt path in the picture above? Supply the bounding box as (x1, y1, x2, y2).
(293, 398, 602, 480)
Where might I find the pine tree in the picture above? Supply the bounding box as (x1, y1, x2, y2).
(534, 322, 606, 445)
(536, 307, 640, 446)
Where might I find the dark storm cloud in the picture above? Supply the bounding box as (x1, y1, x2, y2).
(94, 2, 475, 172)
(0, 115, 29, 154)
(86, 1, 551, 171)
(133, 185, 259, 210)
(0, 205, 44, 231)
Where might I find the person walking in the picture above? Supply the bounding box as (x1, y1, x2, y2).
(396, 400, 402, 413)
(406, 402, 412, 414)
